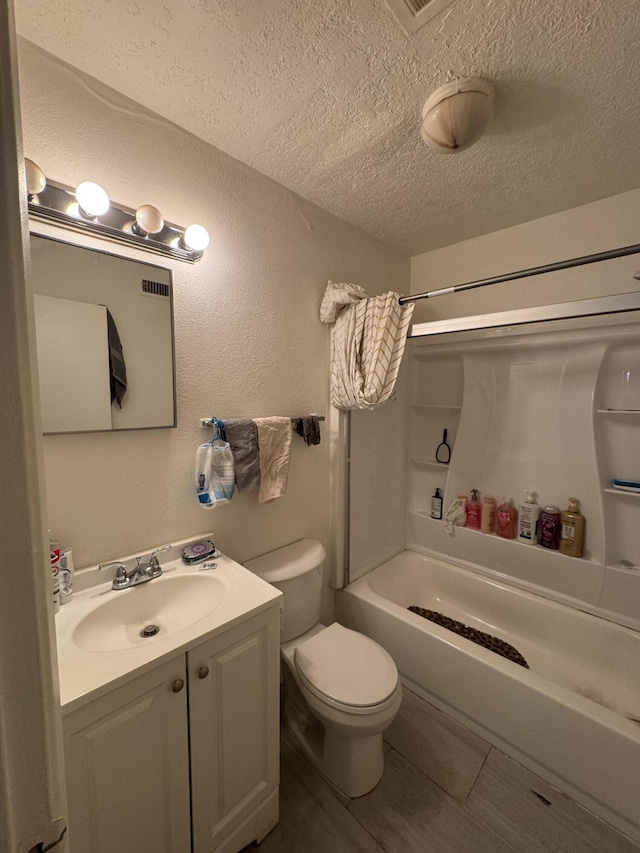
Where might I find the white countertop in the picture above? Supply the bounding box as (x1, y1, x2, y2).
(55, 540, 281, 714)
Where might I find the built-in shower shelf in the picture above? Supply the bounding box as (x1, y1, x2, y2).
(410, 457, 450, 468)
(412, 404, 462, 411)
(597, 409, 640, 415)
(604, 488, 640, 499)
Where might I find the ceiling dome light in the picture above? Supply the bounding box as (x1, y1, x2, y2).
(421, 77, 495, 154)
(134, 204, 164, 236)
(25, 158, 46, 197)
(183, 224, 210, 252)
(76, 181, 110, 217)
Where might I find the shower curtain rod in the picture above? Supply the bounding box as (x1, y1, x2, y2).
(398, 242, 640, 305)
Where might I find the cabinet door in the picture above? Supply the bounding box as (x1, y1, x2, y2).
(189, 607, 280, 853)
(63, 657, 191, 853)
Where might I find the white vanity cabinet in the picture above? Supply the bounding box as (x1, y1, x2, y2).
(63, 656, 191, 852)
(63, 605, 280, 853)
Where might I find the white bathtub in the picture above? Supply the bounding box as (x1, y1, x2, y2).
(336, 549, 640, 843)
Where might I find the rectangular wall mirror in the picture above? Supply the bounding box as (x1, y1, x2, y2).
(31, 234, 176, 434)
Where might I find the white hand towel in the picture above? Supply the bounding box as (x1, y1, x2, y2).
(254, 417, 292, 504)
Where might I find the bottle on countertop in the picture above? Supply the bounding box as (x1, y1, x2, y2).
(540, 505, 561, 550)
(518, 490, 540, 545)
(49, 530, 61, 614)
(466, 489, 482, 530)
(60, 549, 75, 604)
(496, 497, 518, 539)
(560, 498, 585, 557)
(481, 496, 497, 534)
(431, 488, 444, 520)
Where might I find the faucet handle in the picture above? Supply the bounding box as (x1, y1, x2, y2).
(99, 561, 130, 588)
(150, 544, 172, 561)
(99, 561, 127, 577)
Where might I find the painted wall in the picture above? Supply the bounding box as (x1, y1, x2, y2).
(410, 188, 640, 324)
(17, 39, 409, 572)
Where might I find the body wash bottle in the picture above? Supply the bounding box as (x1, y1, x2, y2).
(518, 490, 540, 544)
(431, 488, 443, 520)
(560, 498, 585, 557)
(496, 497, 518, 539)
(466, 489, 482, 530)
(481, 496, 496, 534)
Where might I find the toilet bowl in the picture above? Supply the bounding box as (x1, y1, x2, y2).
(245, 540, 402, 797)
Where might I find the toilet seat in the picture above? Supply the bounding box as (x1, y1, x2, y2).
(294, 623, 398, 711)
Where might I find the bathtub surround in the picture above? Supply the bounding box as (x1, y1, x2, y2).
(17, 38, 409, 571)
(337, 550, 640, 843)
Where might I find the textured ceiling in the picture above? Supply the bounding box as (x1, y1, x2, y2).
(15, 0, 640, 254)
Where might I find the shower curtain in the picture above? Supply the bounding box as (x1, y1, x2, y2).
(320, 281, 415, 410)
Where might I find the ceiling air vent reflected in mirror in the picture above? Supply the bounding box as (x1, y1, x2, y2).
(141, 278, 170, 299)
(384, 0, 457, 33)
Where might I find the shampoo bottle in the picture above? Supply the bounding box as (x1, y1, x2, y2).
(540, 505, 561, 550)
(518, 491, 540, 544)
(466, 489, 482, 530)
(559, 498, 585, 557)
(496, 497, 518, 539)
(431, 488, 443, 520)
(481, 496, 496, 533)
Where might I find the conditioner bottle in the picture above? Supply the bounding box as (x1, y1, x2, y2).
(559, 498, 585, 558)
(518, 490, 540, 544)
(481, 496, 496, 534)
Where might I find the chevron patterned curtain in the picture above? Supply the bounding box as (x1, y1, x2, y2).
(320, 281, 415, 411)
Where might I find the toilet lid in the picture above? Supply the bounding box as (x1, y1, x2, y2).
(294, 623, 398, 708)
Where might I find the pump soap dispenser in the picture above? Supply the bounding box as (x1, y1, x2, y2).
(496, 497, 518, 539)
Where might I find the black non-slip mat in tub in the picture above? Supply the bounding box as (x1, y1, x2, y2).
(408, 606, 529, 669)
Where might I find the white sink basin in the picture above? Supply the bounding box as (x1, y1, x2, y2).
(72, 573, 228, 652)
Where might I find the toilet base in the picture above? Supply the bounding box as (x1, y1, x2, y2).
(283, 697, 385, 798)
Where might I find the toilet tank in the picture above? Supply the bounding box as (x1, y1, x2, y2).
(244, 539, 326, 642)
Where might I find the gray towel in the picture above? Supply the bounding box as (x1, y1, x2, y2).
(293, 415, 321, 446)
(106, 308, 127, 408)
(225, 419, 261, 492)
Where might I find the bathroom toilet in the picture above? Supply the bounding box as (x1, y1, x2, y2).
(245, 539, 402, 797)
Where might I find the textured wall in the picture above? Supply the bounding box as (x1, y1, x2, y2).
(18, 40, 409, 570)
(15, 0, 640, 254)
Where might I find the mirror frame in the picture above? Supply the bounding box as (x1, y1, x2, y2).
(30, 230, 177, 435)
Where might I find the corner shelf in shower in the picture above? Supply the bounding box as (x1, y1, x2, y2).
(596, 409, 640, 415)
(410, 457, 450, 469)
(411, 404, 462, 411)
(603, 489, 640, 499)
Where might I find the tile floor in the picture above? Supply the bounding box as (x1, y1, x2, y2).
(243, 729, 637, 853)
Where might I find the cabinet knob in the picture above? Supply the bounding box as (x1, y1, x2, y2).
(197, 666, 210, 680)
(171, 678, 185, 693)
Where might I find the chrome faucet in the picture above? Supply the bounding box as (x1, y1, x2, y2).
(99, 544, 172, 590)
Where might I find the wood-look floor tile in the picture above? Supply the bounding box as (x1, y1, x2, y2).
(249, 737, 386, 853)
(467, 749, 640, 853)
(384, 686, 490, 801)
(348, 748, 516, 853)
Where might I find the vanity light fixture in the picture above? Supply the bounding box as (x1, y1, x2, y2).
(25, 159, 208, 263)
(182, 223, 210, 252)
(76, 181, 110, 217)
(25, 157, 46, 198)
(134, 204, 164, 236)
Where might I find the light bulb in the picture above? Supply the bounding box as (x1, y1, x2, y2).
(183, 224, 210, 252)
(25, 158, 46, 197)
(76, 181, 110, 217)
(134, 204, 164, 235)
